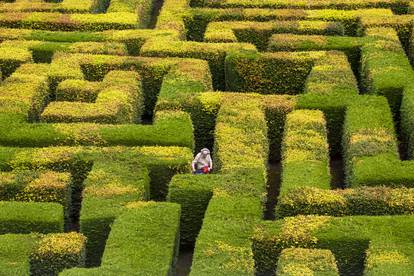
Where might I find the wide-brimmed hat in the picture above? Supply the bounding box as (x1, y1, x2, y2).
(201, 148, 210, 154)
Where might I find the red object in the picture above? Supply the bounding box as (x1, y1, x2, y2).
(202, 166, 210, 174)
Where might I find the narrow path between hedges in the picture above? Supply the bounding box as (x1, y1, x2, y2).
(264, 161, 282, 220)
(330, 154, 345, 189)
(149, 0, 165, 29)
(176, 246, 194, 276)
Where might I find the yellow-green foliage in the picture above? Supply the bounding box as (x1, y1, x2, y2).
(277, 248, 339, 276)
(204, 20, 344, 50)
(30, 232, 86, 276)
(276, 186, 414, 218)
(41, 70, 143, 124)
(15, 171, 71, 206)
(214, 95, 268, 176)
(305, 51, 359, 95)
(2, 0, 414, 274)
(56, 79, 101, 102)
(281, 109, 330, 194)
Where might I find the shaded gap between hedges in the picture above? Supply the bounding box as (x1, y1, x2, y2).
(330, 153, 345, 189)
(184, 15, 210, 42)
(176, 245, 194, 276)
(66, 161, 93, 232)
(264, 161, 281, 220)
(149, 0, 164, 29)
(80, 63, 164, 123)
(391, 92, 409, 161)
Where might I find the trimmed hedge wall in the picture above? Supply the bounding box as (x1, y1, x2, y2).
(305, 51, 359, 96)
(276, 186, 414, 218)
(401, 83, 414, 158)
(0, 46, 32, 78)
(213, 95, 268, 175)
(0, 0, 96, 13)
(0, 233, 41, 275)
(252, 215, 414, 274)
(342, 96, 399, 187)
(204, 20, 344, 50)
(78, 146, 190, 265)
(225, 51, 319, 94)
(62, 202, 181, 275)
(201, 0, 410, 12)
(0, 53, 220, 149)
(0, 12, 139, 31)
(187, 7, 393, 38)
(41, 70, 144, 124)
(280, 109, 330, 196)
(0, 201, 63, 234)
(0, 170, 72, 220)
(361, 27, 414, 117)
(277, 248, 339, 276)
(107, 0, 154, 28)
(190, 193, 261, 276)
(176, 95, 267, 275)
(56, 79, 101, 102)
(141, 37, 255, 90)
(30, 232, 86, 276)
(0, 145, 191, 267)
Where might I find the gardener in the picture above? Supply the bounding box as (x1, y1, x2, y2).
(192, 148, 213, 174)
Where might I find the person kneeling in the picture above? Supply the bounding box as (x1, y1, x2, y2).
(192, 148, 213, 174)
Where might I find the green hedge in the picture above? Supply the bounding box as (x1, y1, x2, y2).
(252, 215, 414, 274)
(155, 58, 213, 113)
(305, 51, 359, 96)
(361, 27, 414, 117)
(0, 145, 191, 267)
(138, 146, 192, 201)
(0, 28, 173, 55)
(280, 110, 330, 195)
(268, 34, 365, 76)
(225, 51, 318, 94)
(188, 7, 392, 37)
(167, 174, 218, 246)
(205, 20, 344, 50)
(1, 110, 194, 148)
(264, 95, 297, 162)
(342, 96, 399, 186)
(79, 146, 190, 265)
(268, 34, 365, 52)
(201, 0, 410, 12)
(79, 154, 149, 266)
(213, 95, 268, 176)
(56, 79, 101, 102)
(0, 201, 63, 234)
(276, 186, 414, 218)
(1, 40, 129, 63)
(30, 232, 86, 276)
(351, 154, 414, 187)
(0, 12, 138, 31)
(277, 248, 339, 276)
(401, 84, 414, 158)
(0, 233, 41, 275)
(41, 70, 144, 124)
(62, 202, 181, 275)
(191, 193, 261, 276)
(0, 0, 96, 13)
(155, 0, 190, 37)
(188, 95, 267, 275)
(107, 0, 154, 27)
(0, 170, 72, 219)
(141, 37, 255, 90)
(0, 46, 32, 78)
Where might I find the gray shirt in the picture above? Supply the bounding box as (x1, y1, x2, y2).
(192, 153, 213, 170)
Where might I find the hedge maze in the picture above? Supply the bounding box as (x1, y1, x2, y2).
(2, 0, 414, 275)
